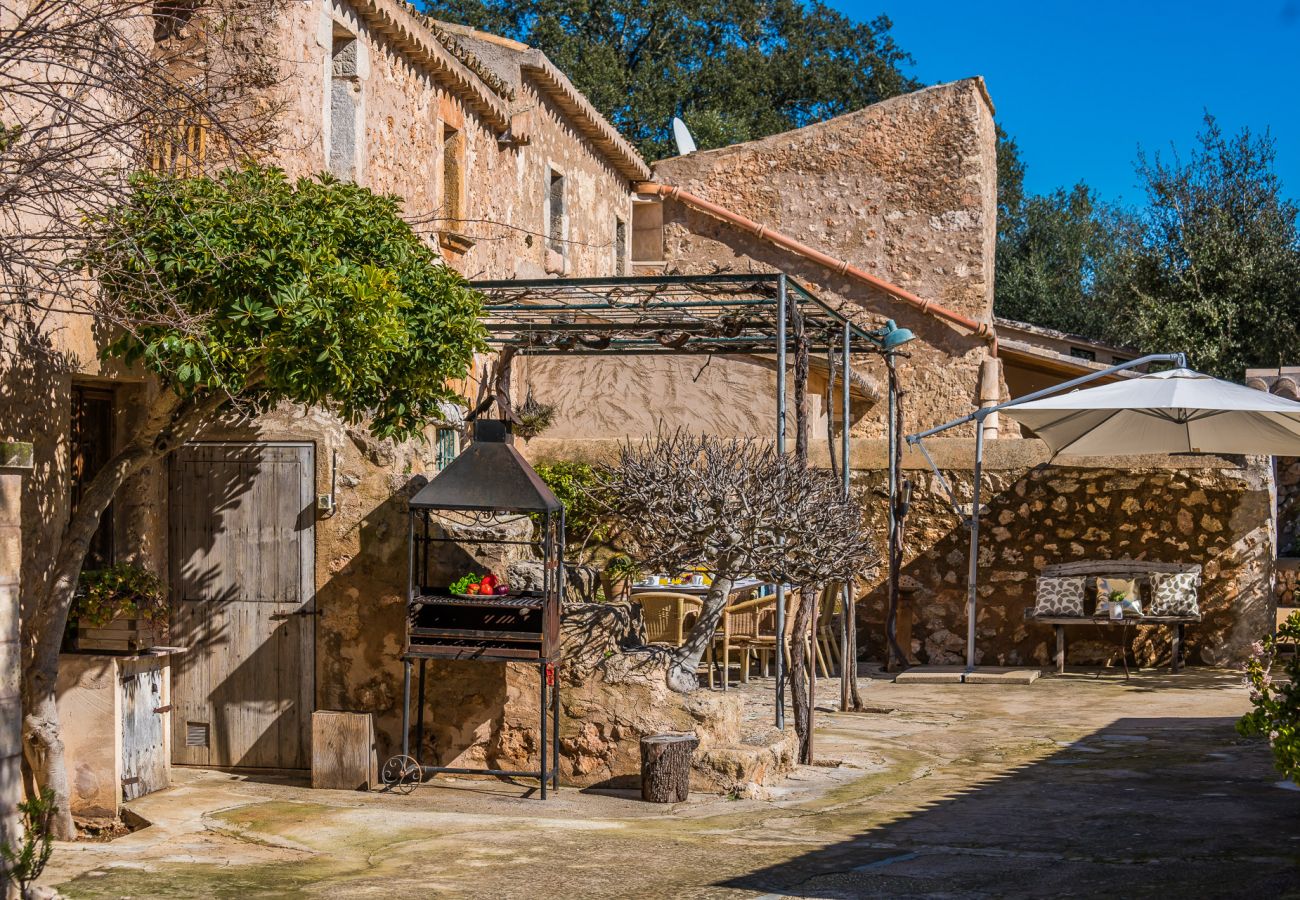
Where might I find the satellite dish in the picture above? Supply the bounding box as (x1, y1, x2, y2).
(671, 117, 697, 155)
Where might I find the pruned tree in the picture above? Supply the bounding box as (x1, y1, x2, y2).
(20, 165, 486, 838)
(602, 432, 876, 761)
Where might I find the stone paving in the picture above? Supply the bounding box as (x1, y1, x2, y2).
(40, 668, 1299, 898)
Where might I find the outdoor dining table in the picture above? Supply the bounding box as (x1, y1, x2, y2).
(630, 577, 766, 598)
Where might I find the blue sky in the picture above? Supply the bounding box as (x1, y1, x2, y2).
(829, 1, 1300, 206)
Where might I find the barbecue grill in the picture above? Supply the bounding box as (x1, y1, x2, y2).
(381, 419, 564, 798)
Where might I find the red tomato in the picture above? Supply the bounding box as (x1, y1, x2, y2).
(481, 573, 498, 589)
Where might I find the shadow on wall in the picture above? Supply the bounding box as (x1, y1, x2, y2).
(1, 313, 79, 628)
(719, 714, 1296, 896)
(856, 461, 1272, 669)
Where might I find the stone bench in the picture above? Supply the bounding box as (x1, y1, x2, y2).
(1027, 560, 1202, 674)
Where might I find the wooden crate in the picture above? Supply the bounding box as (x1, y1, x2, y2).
(311, 711, 378, 791)
(77, 617, 167, 653)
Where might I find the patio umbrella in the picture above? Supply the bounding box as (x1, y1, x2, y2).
(1001, 367, 1300, 457)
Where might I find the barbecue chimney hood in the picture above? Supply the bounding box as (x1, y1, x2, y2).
(408, 419, 562, 513)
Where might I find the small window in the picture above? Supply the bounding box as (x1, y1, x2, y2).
(140, 94, 208, 174)
(70, 385, 115, 569)
(614, 218, 627, 275)
(329, 30, 360, 180)
(631, 200, 664, 263)
(1069, 347, 1096, 362)
(442, 124, 465, 224)
(548, 169, 566, 255)
(434, 428, 459, 471)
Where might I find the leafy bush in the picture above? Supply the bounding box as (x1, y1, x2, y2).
(1, 788, 57, 896)
(1237, 611, 1300, 781)
(534, 461, 616, 559)
(75, 564, 167, 627)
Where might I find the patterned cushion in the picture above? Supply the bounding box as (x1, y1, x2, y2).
(1094, 576, 1139, 615)
(1035, 576, 1087, 616)
(1149, 572, 1200, 617)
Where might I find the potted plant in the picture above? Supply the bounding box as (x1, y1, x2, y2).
(600, 554, 640, 604)
(74, 564, 168, 652)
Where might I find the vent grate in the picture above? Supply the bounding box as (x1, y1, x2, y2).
(186, 722, 210, 747)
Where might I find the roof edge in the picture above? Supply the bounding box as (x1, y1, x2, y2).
(520, 50, 651, 182)
(351, 0, 512, 132)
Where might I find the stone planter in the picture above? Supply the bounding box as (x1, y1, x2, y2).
(76, 616, 167, 653)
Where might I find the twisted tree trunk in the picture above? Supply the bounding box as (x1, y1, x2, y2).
(789, 582, 819, 764)
(666, 574, 734, 693)
(22, 389, 224, 838)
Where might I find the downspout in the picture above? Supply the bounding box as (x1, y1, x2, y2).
(634, 181, 999, 354)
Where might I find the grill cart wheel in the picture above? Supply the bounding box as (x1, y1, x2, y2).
(381, 754, 422, 794)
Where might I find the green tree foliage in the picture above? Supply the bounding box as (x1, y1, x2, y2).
(995, 126, 1026, 250)
(1121, 117, 1300, 378)
(0, 788, 56, 896)
(428, 0, 918, 161)
(996, 117, 1300, 379)
(534, 461, 617, 560)
(85, 166, 487, 439)
(995, 181, 1141, 340)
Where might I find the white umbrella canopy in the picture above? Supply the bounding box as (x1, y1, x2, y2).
(1003, 367, 1300, 457)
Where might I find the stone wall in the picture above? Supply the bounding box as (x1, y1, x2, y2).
(274, 2, 636, 281)
(846, 440, 1276, 668)
(524, 437, 1276, 670)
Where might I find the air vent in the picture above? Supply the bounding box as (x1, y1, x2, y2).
(186, 722, 210, 747)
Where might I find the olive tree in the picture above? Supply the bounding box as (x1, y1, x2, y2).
(22, 165, 485, 837)
(602, 433, 875, 760)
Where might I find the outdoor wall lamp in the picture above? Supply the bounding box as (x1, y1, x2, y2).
(872, 319, 915, 350)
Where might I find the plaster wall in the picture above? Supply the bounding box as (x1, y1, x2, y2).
(0, 452, 31, 856)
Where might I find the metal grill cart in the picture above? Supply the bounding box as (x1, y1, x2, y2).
(381, 420, 564, 798)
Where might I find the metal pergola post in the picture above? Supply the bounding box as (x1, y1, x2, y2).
(774, 274, 788, 730)
(839, 322, 853, 709)
(906, 352, 1185, 670)
(468, 272, 906, 723)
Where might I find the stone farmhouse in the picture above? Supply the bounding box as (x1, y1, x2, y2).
(0, 0, 1278, 816)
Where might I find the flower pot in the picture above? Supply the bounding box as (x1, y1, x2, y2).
(600, 572, 631, 604)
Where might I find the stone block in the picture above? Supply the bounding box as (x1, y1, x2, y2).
(893, 666, 966, 684)
(963, 667, 1042, 684)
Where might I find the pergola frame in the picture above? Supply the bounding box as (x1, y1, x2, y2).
(470, 272, 902, 725)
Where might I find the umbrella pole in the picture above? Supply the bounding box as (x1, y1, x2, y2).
(966, 423, 984, 670)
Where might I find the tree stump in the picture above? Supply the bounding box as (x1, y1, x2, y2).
(640, 732, 698, 803)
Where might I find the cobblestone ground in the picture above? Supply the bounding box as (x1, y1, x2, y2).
(42, 668, 1299, 899)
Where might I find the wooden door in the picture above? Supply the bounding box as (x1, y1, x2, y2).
(120, 660, 166, 800)
(169, 443, 314, 769)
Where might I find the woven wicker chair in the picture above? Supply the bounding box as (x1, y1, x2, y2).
(815, 583, 843, 679)
(632, 592, 702, 646)
(712, 592, 778, 690)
